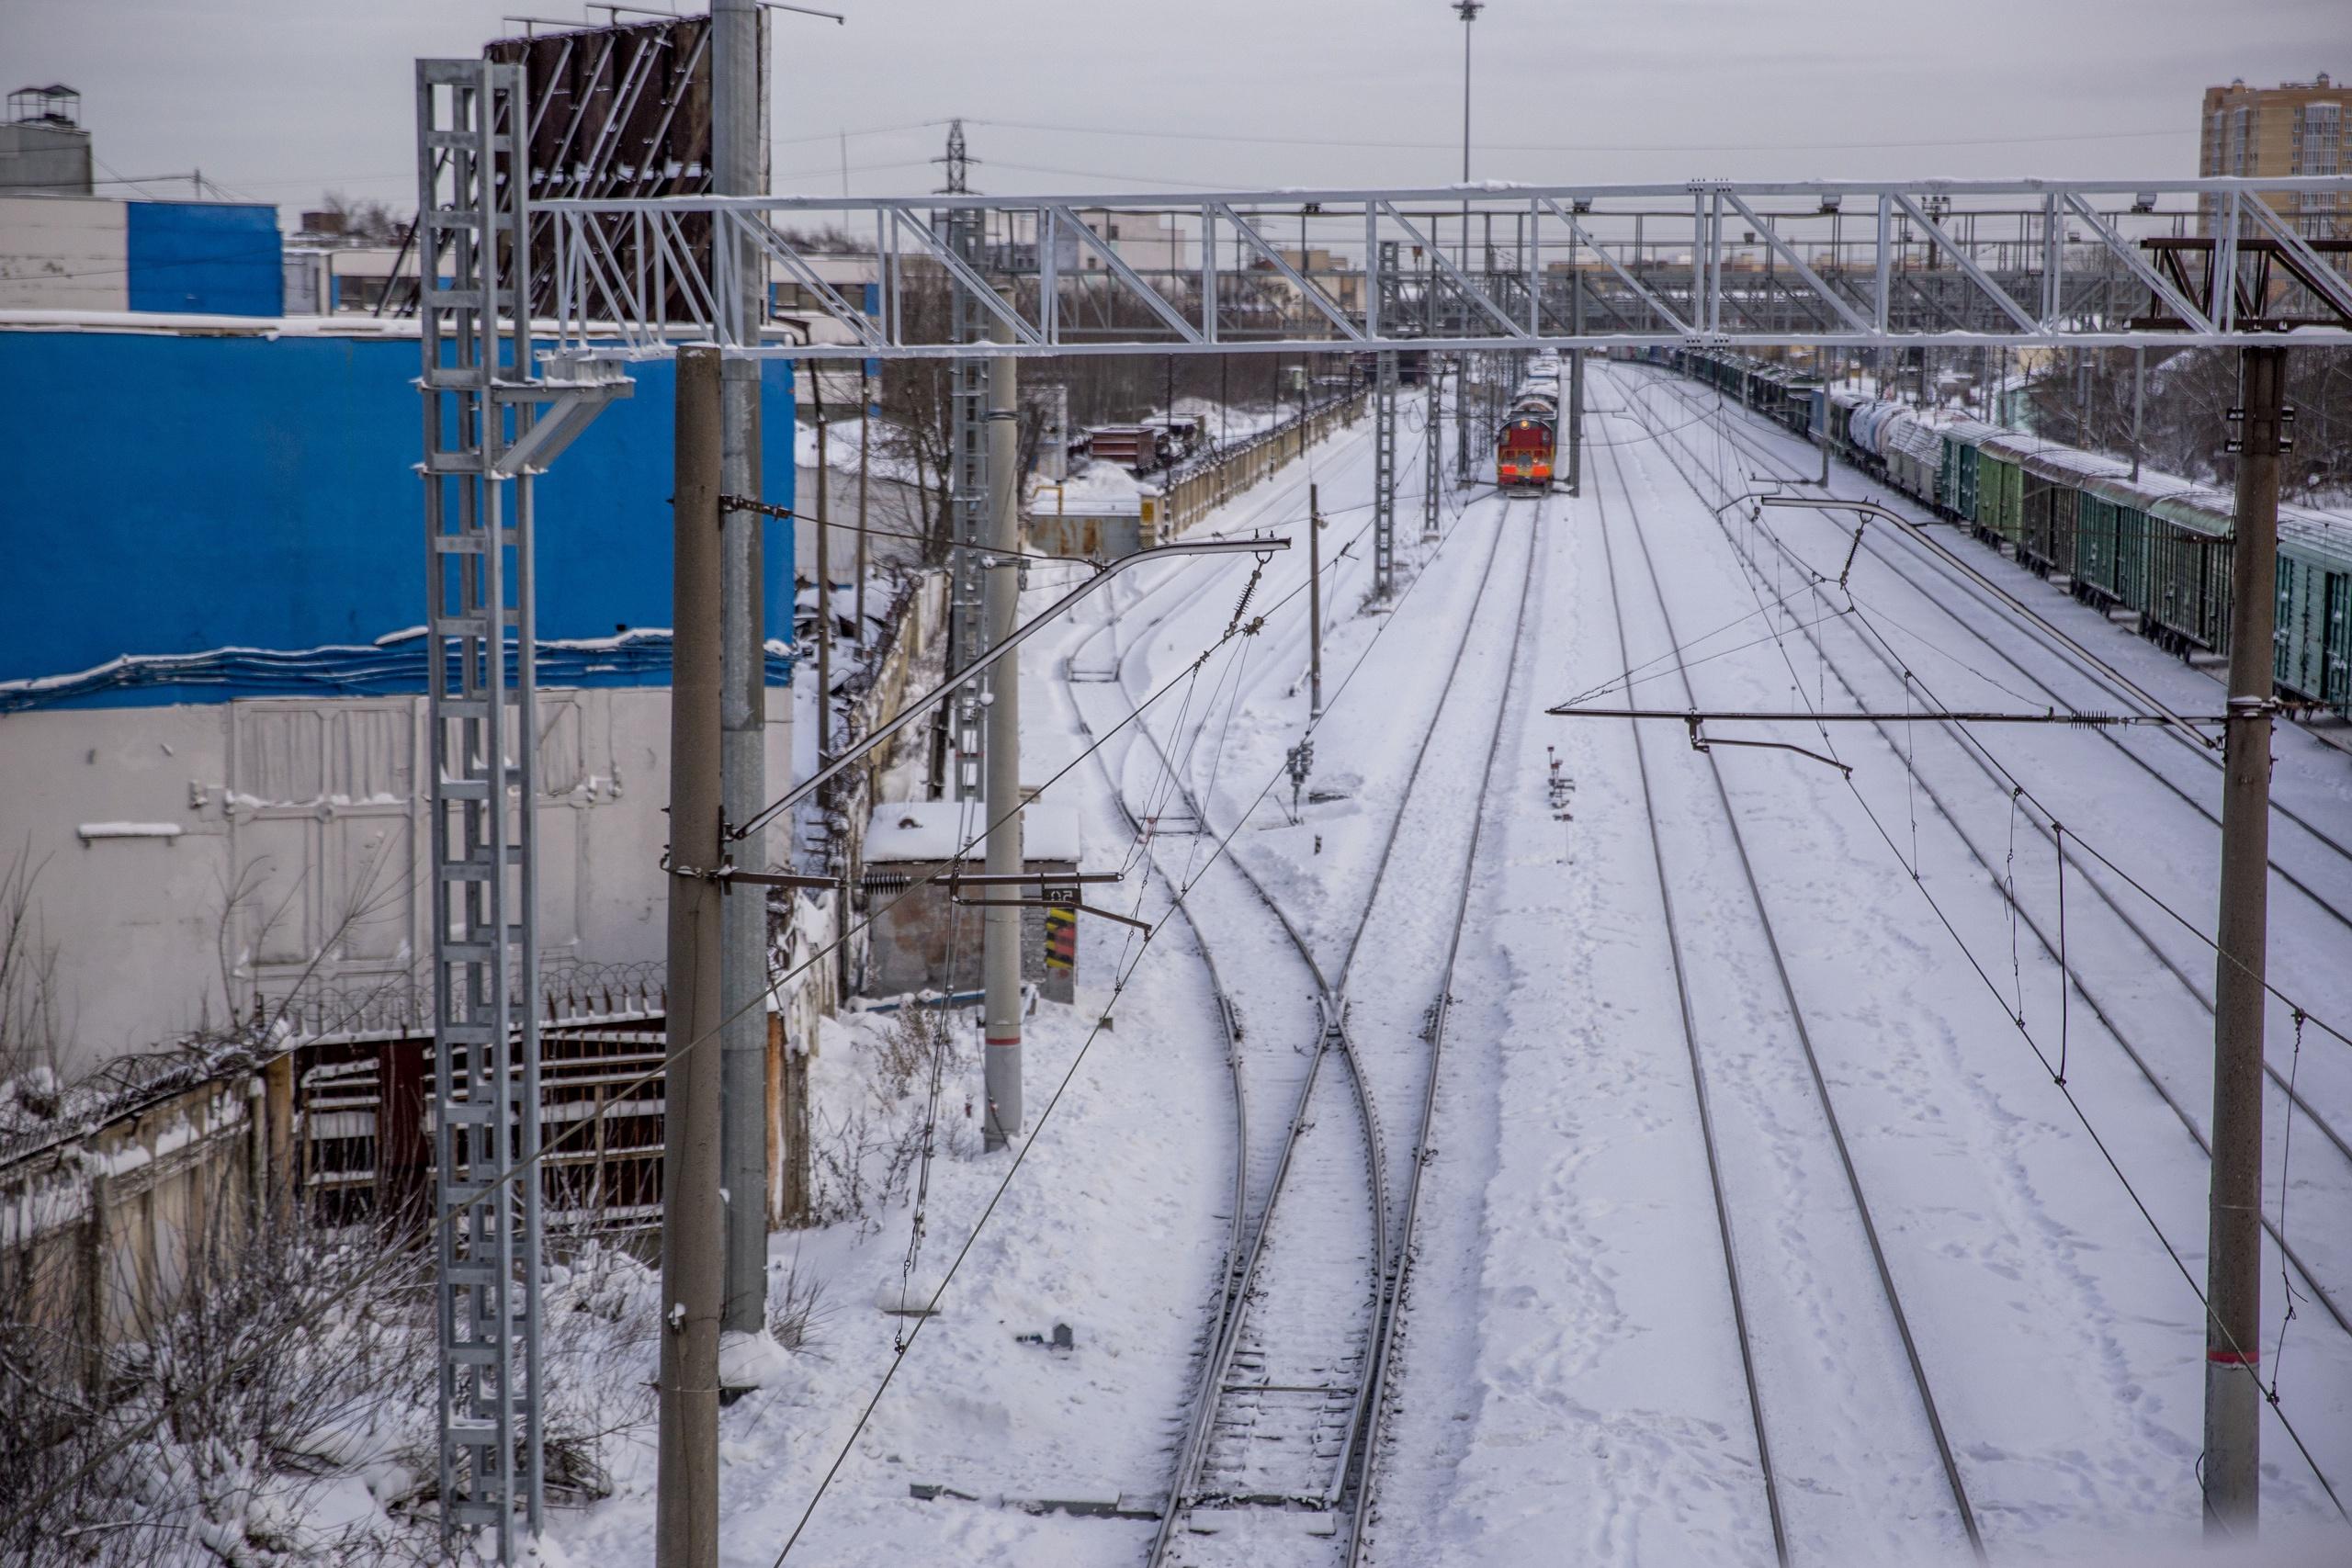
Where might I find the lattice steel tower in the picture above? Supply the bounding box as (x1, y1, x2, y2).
(414, 57, 623, 1562)
(416, 59, 541, 1559)
(1372, 241, 1399, 601)
(945, 212, 990, 800)
(937, 122, 990, 801)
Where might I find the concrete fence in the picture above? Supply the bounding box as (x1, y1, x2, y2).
(1148, 392, 1368, 541)
(1, 1052, 294, 1382)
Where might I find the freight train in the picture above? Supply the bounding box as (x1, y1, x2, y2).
(1626, 346, 2352, 718)
(1496, 352, 1562, 491)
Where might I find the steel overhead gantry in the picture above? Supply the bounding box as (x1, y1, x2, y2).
(535, 177, 2352, 363)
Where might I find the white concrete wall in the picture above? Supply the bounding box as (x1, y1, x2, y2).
(0, 196, 127, 311)
(0, 684, 791, 1078)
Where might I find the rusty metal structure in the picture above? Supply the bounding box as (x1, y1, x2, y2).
(486, 16, 720, 318)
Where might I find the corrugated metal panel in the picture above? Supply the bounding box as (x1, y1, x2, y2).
(126, 201, 281, 317)
(1883, 413, 1945, 466)
(0, 195, 127, 310)
(0, 332, 797, 702)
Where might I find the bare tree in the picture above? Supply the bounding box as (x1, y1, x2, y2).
(317, 191, 411, 247)
(2023, 345, 2352, 503)
(0, 843, 63, 1101)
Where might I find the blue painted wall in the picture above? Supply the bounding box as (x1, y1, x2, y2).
(0, 330, 795, 706)
(125, 202, 283, 317)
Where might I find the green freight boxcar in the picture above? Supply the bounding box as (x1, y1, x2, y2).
(1975, 434, 2069, 555)
(2076, 474, 2159, 611)
(2144, 488, 2236, 655)
(1654, 353, 2352, 718)
(2276, 508, 2352, 709)
(1977, 450, 2018, 544)
(1974, 434, 2032, 547)
(2022, 447, 2131, 585)
(1936, 421, 1999, 525)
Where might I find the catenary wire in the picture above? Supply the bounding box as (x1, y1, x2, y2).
(1625, 369, 2352, 1057)
(776, 403, 1507, 1558)
(1611, 367, 2349, 1518)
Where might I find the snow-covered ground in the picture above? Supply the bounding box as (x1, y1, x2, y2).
(545, 367, 2352, 1568)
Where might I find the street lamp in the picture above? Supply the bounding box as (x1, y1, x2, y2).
(1454, 1, 1481, 270)
(1453, 2, 1482, 483)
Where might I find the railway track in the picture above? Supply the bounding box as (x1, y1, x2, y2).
(1063, 455, 1539, 1562)
(1589, 410, 1984, 1562)
(1609, 367, 2352, 1342)
(1623, 367, 2352, 923)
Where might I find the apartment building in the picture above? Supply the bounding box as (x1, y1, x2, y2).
(2200, 74, 2345, 237)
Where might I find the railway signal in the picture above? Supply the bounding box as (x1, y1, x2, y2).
(1286, 740, 1316, 820)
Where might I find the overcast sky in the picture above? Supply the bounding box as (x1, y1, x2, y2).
(10, 0, 2343, 217)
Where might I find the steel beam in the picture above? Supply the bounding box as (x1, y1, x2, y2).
(533, 178, 2352, 357)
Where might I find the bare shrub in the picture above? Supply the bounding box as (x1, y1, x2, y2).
(1, 1189, 673, 1563)
(539, 1242, 662, 1506)
(0, 1174, 440, 1566)
(767, 1250, 832, 1353)
(873, 1002, 948, 1102)
(0, 843, 64, 1105)
(808, 1101, 882, 1234)
(803, 1003, 978, 1235)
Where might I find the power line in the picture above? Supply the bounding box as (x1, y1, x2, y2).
(0, 548, 1298, 1537)
(770, 416, 1528, 1560)
(1610, 367, 2347, 1517)
(1628, 370, 2352, 1059)
(965, 114, 2189, 158)
(770, 118, 947, 149)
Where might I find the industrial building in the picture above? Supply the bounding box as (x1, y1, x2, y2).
(0, 316, 797, 1076)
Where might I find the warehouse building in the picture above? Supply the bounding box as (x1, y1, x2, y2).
(0, 315, 797, 1077)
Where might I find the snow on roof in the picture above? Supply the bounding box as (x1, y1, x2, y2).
(864, 797, 1083, 865)
(1880, 413, 1946, 465)
(2021, 446, 2132, 483)
(1976, 430, 2074, 463)
(1039, 460, 1146, 514)
(0, 307, 424, 339)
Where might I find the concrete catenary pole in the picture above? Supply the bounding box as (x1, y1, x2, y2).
(2202, 343, 2285, 1535)
(981, 302, 1023, 1151)
(713, 0, 770, 1344)
(1307, 482, 1324, 719)
(816, 388, 831, 791)
(658, 345, 725, 1568)
(857, 367, 871, 642)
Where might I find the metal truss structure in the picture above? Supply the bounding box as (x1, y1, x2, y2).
(415, 58, 626, 1562)
(536, 178, 2352, 363)
(1373, 353, 1398, 601)
(1371, 238, 1400, 598)
(486, 15, 718, 319)
(945, 210, 989, 802)
(402, 149, 2346, 1564)
(1423, 367, 1442, 539)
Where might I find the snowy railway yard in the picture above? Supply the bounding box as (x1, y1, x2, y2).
(535, 368, 2352, 1565)
(17, 16, 2352, 1567)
